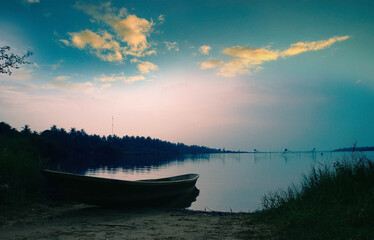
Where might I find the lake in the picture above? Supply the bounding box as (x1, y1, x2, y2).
(84, 151, 374, 212)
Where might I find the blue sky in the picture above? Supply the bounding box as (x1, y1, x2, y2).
(1, 0, 373, 151)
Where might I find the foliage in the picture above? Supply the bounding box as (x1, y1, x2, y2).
(37, 124, 223, 171)
(0, 46, 33, 75)
(256, 151, 374, 240)
(0, 123, 47, 208)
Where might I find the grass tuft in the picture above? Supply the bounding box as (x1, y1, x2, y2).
(256, 151, 374, 240)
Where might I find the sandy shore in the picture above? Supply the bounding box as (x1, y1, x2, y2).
(0, 204, 275, 240)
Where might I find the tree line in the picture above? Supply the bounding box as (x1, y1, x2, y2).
(0, 122, 225, 171)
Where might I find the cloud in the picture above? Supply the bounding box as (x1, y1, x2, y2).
(54, 75, 70, 81)
(145, 50, 157, 56)
(60, 2, 157, 62)
(125, 75, 146, 83)
(200, 58, 223, 69)
(94, 74, 125, 82)
(96, 51, 123, 62)
(73, 2, 154, 57)
(217, 46, 278, 77)
(45, 76, 94, 91)
(69, 30, 117, 49)
(218, 59, 254, 77)
(94, 73, 146, 83)
(164, 41, 179, 51)
(26, 0, 39, 3)
(199, 45, 211, 55)
(223, 46, 279, 62)
(112, 15, 154, 55)
(281, 36, 350, 57)
(137, 61, 158, 74)
(65, 30, 123, 62)
(59, 39, 70, 46)
(130, 58, 139, 63)
(158, 15, 165, 24)
(202, 36, 350, 77)
(50, 59, 64, 70)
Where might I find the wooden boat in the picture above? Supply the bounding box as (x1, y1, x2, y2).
(41, 170, 199, 207)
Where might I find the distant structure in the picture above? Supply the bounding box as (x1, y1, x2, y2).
(282, 148, 316, 154)
(254, 148, 258, 153)
(112, 116, 114, 136)
(283, 148, 291, 154)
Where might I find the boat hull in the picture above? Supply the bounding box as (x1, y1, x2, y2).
(41, 170, 199, 207)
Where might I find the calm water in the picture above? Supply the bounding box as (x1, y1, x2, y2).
(85, 151, 374, 212)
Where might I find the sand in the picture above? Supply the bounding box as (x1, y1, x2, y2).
(0, 204, 275, 240)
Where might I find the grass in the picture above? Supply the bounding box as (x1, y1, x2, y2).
(255, 151, 374, 240)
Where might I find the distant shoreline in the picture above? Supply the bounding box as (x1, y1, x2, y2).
(215, 149, 374, 154)
(332, 146, 374, 152)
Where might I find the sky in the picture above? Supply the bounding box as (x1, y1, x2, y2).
(1, 0, 373, 151)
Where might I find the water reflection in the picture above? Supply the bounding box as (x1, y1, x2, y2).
(84, 155, 211, 181)
(160, 187, 200, 209)
(253, 153, 269, 163)
(56, 154, 212, 175)
(84, 151, 374, 212)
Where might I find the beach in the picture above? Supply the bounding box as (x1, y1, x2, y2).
(0, 204, 274, 240)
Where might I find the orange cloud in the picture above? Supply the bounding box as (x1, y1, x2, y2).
(112, 14, 154, 56)
(65, 30, 123, 62)
(125, 75, 146, 83)
(218, 59, 253, 77)
(281, 36, 350, 57)
(94, 73, 146, 83)
(145, 50, 157, 56)
(70, 30, 118, 49)
(199, 45, 211, 55)
(157, 15, 165, 24)
(61, 2, 155, 62)
(223, 46, 279, 62)
(201, 36, 350, 77)
(164, 41, 179, 51)
(200, 58, 223, 69)
(137, 61, 158, 74)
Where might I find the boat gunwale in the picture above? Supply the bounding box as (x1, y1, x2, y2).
(41, 169, 199, 185)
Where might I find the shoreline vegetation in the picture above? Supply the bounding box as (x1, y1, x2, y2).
(255, 151, 374, 239)
(1, 121, 374, 239)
